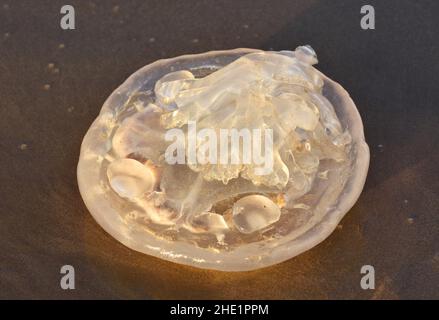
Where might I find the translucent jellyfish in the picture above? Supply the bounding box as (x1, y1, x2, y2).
(77, 46, 370, 271)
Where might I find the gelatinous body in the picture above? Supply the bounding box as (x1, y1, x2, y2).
(77, 46, 370, 271)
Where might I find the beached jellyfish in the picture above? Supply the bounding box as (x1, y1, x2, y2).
(77, 46, 369, 271)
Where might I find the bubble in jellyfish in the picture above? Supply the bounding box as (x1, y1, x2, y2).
(77, 46, 370, 271)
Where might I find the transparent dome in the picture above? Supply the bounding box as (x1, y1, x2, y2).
(77, 47, 369, 271)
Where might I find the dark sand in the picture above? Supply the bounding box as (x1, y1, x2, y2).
(0, 0, 438, 299)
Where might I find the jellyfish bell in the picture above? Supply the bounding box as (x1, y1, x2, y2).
(77, 46, 370, 271)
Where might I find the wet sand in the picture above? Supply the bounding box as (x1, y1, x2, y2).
(0, 0, 438, 299)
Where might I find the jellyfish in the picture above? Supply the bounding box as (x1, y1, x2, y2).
(77, 46, 369, 271)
